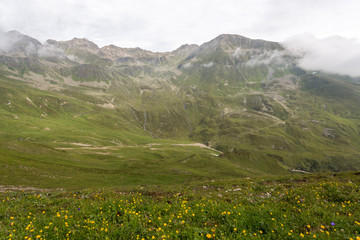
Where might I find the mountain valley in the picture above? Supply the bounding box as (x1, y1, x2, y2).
(1, 31, 360, 188)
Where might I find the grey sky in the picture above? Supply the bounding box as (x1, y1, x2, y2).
(0, 0, 359, 52)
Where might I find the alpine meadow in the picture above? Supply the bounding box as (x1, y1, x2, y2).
(0, 30, 360, 239)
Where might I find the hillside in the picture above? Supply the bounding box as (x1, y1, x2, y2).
(0, 31, 360, 188)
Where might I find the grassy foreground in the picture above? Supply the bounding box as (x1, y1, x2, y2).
(1, 173, 360, 239)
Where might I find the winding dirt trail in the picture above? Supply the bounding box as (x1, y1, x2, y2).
(172, 143, 223, 154)
(54, 142, 223, 154)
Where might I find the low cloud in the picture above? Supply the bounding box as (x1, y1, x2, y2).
(201, 62, 214, 68)
(0, 30, 22, 52)
(0, 30, 76, 60)
(38, 44, 66, 59)
(182, 62, 192, 69)
(233, 47, 288, 67)
(246, 50, 288, 67)
(283, 33, 360, 77)
(0, 30, 42, 56)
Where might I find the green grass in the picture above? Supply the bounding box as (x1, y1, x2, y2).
(1, 50, 360, 189)
(1, 36, 360, 239)
(1, 69, 360, 189)
(0, 139, 254, 188)
(1, 172, 360, 239)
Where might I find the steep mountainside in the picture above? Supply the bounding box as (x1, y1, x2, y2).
(0, 30, 359, 187)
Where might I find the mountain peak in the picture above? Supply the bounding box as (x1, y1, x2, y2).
(99, 44, 160, 61)
(5, 30, 42, 45)
(173, 44, 199, 53)
(46, 37, 100, 55)
(0, 30, 42, 55)
(200, 34, 281, 52)
(215, 34, 249, 41)
(66, 37, 99, 49)
(6, 30, 23, 35)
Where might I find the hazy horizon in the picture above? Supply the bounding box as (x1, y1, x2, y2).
(1, 0, 359, 52)
(1, 0, 360, 77)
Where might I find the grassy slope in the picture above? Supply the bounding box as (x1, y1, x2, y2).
(0, 75, 252, 188)
(1, 49, 360, 189)
(1, 69, 360, 189)
(182, 71, 360, 174)
(1, 172, 360, 239)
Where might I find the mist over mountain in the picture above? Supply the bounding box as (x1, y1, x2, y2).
(283, 33, 360, 77)
(0, 30, 359, 186)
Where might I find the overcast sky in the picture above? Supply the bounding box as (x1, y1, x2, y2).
(0, 0, 359, 52)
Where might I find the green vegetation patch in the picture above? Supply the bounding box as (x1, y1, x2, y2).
(1, 173, 360, 239)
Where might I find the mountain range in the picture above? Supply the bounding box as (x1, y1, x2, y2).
(0, 30, 359, 188)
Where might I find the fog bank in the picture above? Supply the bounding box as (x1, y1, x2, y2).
(283, 33, 360, 77)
